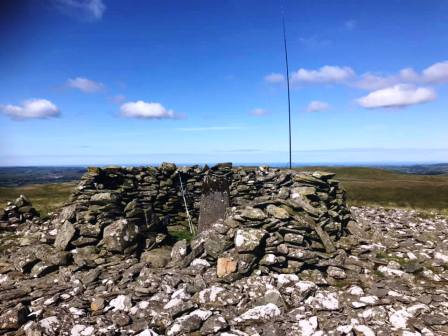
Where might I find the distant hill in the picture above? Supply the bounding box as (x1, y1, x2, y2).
(0, 167, 86, 187)
(378, 163, 448, 175)
(1, 163, 448, 187)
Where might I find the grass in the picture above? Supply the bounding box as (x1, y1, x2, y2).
(0, 182, 76, 216)
(298, 167, 448, 213)
(168, 227, 195, 241)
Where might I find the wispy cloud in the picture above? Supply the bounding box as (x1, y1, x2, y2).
(354, 60, 448, 90)
(264, 73, 284, 83)
(110, 95, 126, 104)
(263, 60, 448, 109)
(422, 61, 448, 83)
(249, 108, 268, 117)
(52, 0, 106, 21)
(306, 101, 330, 112)
(357, 85, 436, 109)
(120, 101, 178, 119)
(0, 99, 60, 120)
(266, 60, 448, 90)
(66, 77, 104, 93)
(176, 126, 244, 132)
(53, 0, 106, 21)
(290, 65, 355, 84)
(344, 20, 357, 30)
(298, 36, 332, 49)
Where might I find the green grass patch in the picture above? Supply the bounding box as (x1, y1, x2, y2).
(375, 251, 409, 266)
(373, 269, 385, 278)
(0, 182, 76, 216)
(168, 228, 195, 241)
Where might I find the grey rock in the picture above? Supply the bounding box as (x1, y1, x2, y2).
(54, 221, 76, 251)
(171, 239, 188, 262)
(200, 315, 228, 334)
(0, 303, 28, 331)
(234, 228, 267, 252)
(240, 207, 267, 221)
(141, 248, 171, 268)
(103, 219, 139, 253)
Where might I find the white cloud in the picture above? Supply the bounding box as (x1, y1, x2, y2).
(355, 68, 421, 90)
(54, 0, 106, 20)
(355, 61, 448, 90)
(290, 65, 355, 84)
(120, 101, 176, 119)
(250, 108, 268, 116)
(354, 73, 398, 91)
(399, 68, 420, 82)
(265, 59, 448, 94)
(66, 77, 104, 93)
(264, 73, 284, 83)
(306, 101, 330, 112)
(422, 61, 448, 83)
(357, 85, 436, 109)
(0, 99, 60, 120)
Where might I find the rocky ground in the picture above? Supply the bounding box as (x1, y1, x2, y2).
(1, 205, 448, 335)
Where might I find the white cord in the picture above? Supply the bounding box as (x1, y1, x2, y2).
(178, 173, 195, 235)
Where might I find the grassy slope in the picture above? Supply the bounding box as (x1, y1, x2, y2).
(0, 167, 447, 217)
(301, 167, 448, 211)
(0, 182, 76, 216)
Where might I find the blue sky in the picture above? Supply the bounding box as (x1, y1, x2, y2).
(1, 0, 448, 166)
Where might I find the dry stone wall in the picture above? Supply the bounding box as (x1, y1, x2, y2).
(53, 162, 353, 259)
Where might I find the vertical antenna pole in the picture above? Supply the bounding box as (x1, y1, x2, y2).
(282, 14, 292, 169)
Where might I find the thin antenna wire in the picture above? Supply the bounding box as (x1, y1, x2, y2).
(282, 13, 292, 169)
(178, 173, 195, 235)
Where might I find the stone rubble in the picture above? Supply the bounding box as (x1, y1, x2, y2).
(0, 195, 39, 230)
(0, 163, 447, 335)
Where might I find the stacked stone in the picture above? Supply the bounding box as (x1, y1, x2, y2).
(27, 163, 352, 278)
(58, 163, 235, 238)
(185, 169, 352, 279)
(0, 195, 39, 230)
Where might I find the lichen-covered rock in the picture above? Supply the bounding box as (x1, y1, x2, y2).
(239, 207, 267, 221)
(90, 192, 120, 205)
(171, 239, 188, 262)
(102, 219, 139, 253)
(266, 204, 290, 219)
(234, 303, 281, 323)
(234, 228, 267, 252)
